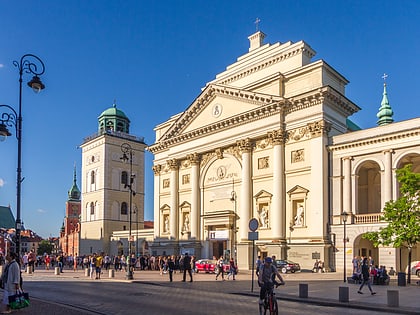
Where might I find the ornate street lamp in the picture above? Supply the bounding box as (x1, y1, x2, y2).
(341, 211, 349, 282)
(0, 54, 45, 259)
(120, 143, 135, 280)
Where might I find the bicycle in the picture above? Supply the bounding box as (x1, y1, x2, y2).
(259, 282, 283, 315)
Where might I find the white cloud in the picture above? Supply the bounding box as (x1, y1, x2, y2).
(0, 178, 4, 187)
(37, 208, 47, 214)
(0, 64, 4, 68)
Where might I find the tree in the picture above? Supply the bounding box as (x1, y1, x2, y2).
(37, 240, 54, 256)
(364, 164, 420, 284)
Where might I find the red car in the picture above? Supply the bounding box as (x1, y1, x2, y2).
(195, 259, 230, 273)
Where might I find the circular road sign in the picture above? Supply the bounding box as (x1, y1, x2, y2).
(249, 218, 259, 232)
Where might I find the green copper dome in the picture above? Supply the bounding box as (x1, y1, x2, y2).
(98, 103, 130, 134)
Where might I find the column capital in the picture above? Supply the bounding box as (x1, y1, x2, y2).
(186, 153, 200, 165)
(268, 128, 285, 145)
(307, 120, 331, 137)
(152, 164, 162, 175)
(167, 158, 179, 170)
(237, 138, 252, 153)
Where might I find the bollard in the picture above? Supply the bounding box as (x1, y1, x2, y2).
(54, 267, 60, 275)
(387, 290, 399, 307)
(85, 268, 90, 277)
(26, 266, 32, 274)
(339, 286, 349, 303)
(299, 283, 308, 298)
(109, 269, 115, 278)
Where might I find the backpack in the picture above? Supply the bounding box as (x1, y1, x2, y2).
(0, 261, 16, 289)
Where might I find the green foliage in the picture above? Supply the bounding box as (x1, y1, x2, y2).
(37, 240, 54, 255)
(364, 164, 420, 249)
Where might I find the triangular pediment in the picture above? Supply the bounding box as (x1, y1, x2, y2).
(159, 84, 282, 142)
(287, 185, 309, 195)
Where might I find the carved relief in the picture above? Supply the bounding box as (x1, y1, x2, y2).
(163, 179, 170, 188)
(215, 148, 224, 159)
(182, 174, 190, 185)
(255, 137, 270, 150)
(258, 157, 270, 169)
(224, 145, 242, 160)
(291, 149, 304, 163)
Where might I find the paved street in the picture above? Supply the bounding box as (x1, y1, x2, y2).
(6, 267, 419, 314)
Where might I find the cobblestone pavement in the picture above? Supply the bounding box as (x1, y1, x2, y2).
(8, 267, 420, 314)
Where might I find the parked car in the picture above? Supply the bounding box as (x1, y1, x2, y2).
(275, 259, 301, 273)
(410, 261, 420, 277)
(195, 259, 230, 273)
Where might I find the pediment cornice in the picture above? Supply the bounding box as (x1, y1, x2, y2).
(147, 86, 357, 154)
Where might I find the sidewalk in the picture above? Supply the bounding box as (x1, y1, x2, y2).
(22, 267, 420, 314)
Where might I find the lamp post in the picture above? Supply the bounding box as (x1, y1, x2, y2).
(0, 54, 45, 259)
(341, 211, 349, 283)
(230, 180, 238, 264)
(121, 143, 134, 280)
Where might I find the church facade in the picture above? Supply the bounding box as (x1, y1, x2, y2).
(148, 31, 419, 272)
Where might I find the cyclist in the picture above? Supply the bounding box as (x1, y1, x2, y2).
(258, 257, 285, 307)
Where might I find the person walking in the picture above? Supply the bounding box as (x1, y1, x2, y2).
(358, 257, 376, 295)
(227, 258, 237, 280)
(182, 253, 192, 282)
(1, 252, 21, 314)
(215, 256, 225, 280)
(167, 256, 175, 282)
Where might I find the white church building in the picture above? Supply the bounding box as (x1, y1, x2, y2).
(147, 30, 420, 272)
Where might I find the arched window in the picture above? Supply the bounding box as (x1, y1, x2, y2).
(121, 171, 128, 186)
(121, 202, 128, 215)
(90, 202, 95, 215)
(90, 170, 95, 184)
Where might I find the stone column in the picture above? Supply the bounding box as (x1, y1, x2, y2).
(269, 129, 285, 240)
(168, 159, 179, 240)
(188, 153, 200, 240)
(152, 164, 161, 238)
(342, 157, 352, 215)
(383, 150, 393, 205)
(237, 139, 252, 242)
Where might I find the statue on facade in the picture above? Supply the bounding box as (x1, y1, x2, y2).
(164, 216, 170, 233)
(259, 207, 269, 228)
(183, 213, 190, 231)
(294, 204, 304, 226)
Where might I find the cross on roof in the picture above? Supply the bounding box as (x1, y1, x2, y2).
(382, 73, 388, 82)
(255, 17, 261, 31)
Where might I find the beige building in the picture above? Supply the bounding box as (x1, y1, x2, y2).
(148, 30, 419, 272)
(79, 104, 147, 256)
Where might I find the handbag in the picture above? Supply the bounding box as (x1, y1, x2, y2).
(8, 290, 30, 309)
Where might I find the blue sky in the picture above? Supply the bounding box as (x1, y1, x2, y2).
(0, 1, 419, 238)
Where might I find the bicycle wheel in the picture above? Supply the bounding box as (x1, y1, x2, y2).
(270, 297, 278, 315)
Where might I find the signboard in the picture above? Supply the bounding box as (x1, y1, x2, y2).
(312, 252, 320, 260)
(248, 231, 259, 241)
(209, 230, 229, 240)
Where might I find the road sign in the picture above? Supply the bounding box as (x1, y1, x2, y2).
(249, 218, 259, 231)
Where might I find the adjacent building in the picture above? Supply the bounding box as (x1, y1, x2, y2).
(79, 103, 147, 255)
